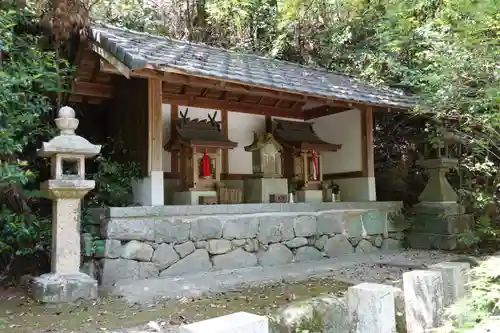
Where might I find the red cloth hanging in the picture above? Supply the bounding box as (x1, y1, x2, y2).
(201, 152, 211, 177)
(311, 150, 319, 180)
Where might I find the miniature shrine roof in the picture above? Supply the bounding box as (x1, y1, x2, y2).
(165, 117, 237, 149)
(273, 119, 341, 151)
(89, 24, 418, 109)
(244, 133, 283, 152)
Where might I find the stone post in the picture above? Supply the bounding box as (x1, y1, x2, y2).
(347, 283, 397, 333)
(31, 106, 101, 303)
(409, 156, 473, 250)
(403, 270, 444, 333)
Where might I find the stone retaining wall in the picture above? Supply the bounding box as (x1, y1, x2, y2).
(82, 202, 407, 286)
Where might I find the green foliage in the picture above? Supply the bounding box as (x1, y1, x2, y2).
(439, 257, 500, 332)
(85, 149, 141, 208)
(0, 210, 51, 262)
(0, 3, 70, 276)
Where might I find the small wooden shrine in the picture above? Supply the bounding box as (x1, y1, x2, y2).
(273, 119, 341, 190)
(244, 132, 283, 178)
(164, 110, 237, 192)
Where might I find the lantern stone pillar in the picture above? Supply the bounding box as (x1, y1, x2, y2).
(409, 150, 473, 250)
(31, 106, 101, 303)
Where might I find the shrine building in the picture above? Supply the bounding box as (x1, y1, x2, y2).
(70, 24, 417, 206)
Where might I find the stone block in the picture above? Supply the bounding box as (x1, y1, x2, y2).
(212, 248, 258, 270)
(223, 217, 259, 240)
(293, 215, 317, 237)
(179, 311, 268, 333)
(244, 239, 260, 252)
(271, 295, 350, 333)
(361, 210, 388, 235)
(103, 218, 155, 241)
(324, 234, 354, 257)
(232, 239, 246, 247)
(121, 240, 154, 261)
(257, 216, 294, 244)
(428, 261, 470, 307)
(314, 235, 328, 250)
(207, 239, 233, 254)
(94, 239, 122, 259)
(387, 211, 410, 233)
(408, 232, 459, 250)
(258, 243, 293, 266)
(381, 239, 402, 252)
(99, 259, 139, 285)
(190, 217, 223, 241)
(174, 241, 196, 258)
(160, 249, 212, 277)
(284, 237, 308, 248)
(138, 262, 160, 279)
(354, 239, 376, 253)
(152, 243, 180, 270)
(316, 212, 345, 235)
(347, 283, 397, 333)
(403, 270, 444, 333)
(155, 218, 191, 244)
(411, 213, 474, 235)
(294, 246, 323, 262)
(343, 211, 363, 238)
(31, 273, 97, 303)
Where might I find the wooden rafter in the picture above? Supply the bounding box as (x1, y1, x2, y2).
(162, 92, 304, 119)
(303, 105, 351, 120)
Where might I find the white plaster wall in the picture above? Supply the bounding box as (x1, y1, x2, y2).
(227, 113, 265, 174)
(162, 105, 221, 173)
(310, 109, 362, 173)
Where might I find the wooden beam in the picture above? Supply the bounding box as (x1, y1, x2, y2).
(303, 105, 351, 120)
(361, 107, 374, 177)
(72, 81, 113, 98)
(164, 72, 310, 105)
(162, 93, 304, 119)
(148, 78, 163, 174)
(100, 60, 164, 79)
(221, 110, 229, 174)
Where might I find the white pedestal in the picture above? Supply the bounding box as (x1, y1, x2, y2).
(296, 190, 323, 203)
(244, 178, 288, 203)
(173, 191, 218, 205)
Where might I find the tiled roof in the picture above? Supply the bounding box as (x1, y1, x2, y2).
(89, 24, 418, 109)
(165, 118, 237, 149)
(273, 119, 341, 151)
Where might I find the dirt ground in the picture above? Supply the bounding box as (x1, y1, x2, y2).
(0, 277, 350, 333)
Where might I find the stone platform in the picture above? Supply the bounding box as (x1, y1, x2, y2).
(83, 202, 407, 286)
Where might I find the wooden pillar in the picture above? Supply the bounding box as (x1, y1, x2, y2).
(170, 104, 179, 174)
(361, 107, 374, 178)
(360, 106, 376, 201)
(146, 77, 164, 205)
(221, 110, 229, 174)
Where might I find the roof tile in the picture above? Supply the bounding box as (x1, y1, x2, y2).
(90, 24, 418, 109)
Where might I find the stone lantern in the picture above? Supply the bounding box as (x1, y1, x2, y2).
(409, 131, 473, 250)
(31, 106, 101, 303)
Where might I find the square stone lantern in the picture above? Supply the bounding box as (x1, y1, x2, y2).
(409, 131, 473, 250)
(244, 132, 288, 203)
(31, 106, 101, 303)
